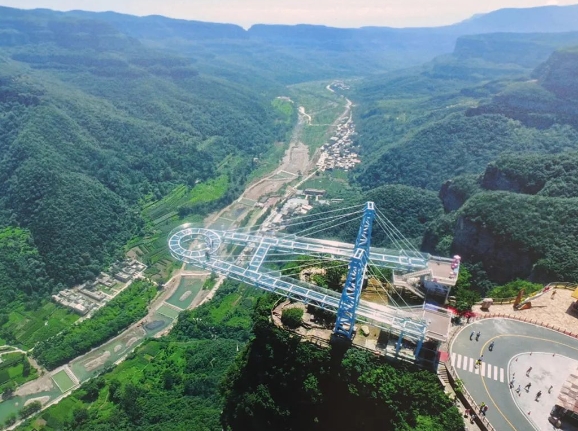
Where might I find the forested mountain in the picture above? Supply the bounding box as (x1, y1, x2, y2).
(0, 10, 288, 293)
(347, 43, 578, 288)
(220, 302, 462, 431)
(1, 3, 573, 301)
(425, 151, 578, 284)
(1, 3, 574, 300)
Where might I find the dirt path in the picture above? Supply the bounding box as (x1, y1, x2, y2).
(242, 110, 311, 201)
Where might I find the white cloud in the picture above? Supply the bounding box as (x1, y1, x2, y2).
(0, 0, 576, 28)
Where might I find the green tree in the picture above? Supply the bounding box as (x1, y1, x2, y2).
(452, 267, 480, 314)
(281, 308, 304, 329)
(22, 356, 31, 377)
(73, 408, 89, 426)
(19, 400, 42, 419)
(3, 412, 17, 427)
(2, 380, 16, 400)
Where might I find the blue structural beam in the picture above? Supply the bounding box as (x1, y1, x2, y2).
(333, 201, 375, 339)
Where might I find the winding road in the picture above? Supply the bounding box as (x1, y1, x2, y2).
(451, 318, 578, 430)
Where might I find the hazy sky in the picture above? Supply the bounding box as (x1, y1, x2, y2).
(0, 0, 576, 28)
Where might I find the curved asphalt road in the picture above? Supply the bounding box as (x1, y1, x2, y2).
(450, 318, 578, 431)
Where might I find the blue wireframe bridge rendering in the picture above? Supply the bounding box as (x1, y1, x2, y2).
(168, 202, 457, 357)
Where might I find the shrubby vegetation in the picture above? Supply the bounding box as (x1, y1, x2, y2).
(171, 280, 260, 343)
(280, 307, 303, 328)
(482, 152, 578, 198)
(457, 192, 578, 282)
(18, 401, 41, 420)
(487, 280, 543, 299)
(355, 113, 578, 191)
(33, 281, 157, 370)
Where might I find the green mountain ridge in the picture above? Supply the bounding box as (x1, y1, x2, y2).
(0, 15, 286, 291)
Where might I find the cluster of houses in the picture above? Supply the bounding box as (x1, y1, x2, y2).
(52, 259, 146, 316)
(315, 114, 360, 172)
(109, 259, 146, 283)
(51, 290, 96, 316)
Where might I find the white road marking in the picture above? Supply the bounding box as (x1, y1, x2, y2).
(481, 362, 486, 377)
(469, 357, 474, 373)
(500, 368, 505, 383)
(451, 352, 456, 366)
(494, 365, 498, 381)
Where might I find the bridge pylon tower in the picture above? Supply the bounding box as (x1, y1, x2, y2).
(333, 201, 375, 340)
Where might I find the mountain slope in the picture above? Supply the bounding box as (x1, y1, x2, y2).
(0, 12, 285, 290)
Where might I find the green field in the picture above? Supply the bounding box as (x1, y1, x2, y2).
(247, 141, 290, 183)
(156, 304, 181, 320)
(129, 177, 230, 283)
(301, 170, 356, 198)
(166, 278, 205, 310)
(141, 177, 229, 222)
(287, 80, 348, 152)
(1, 302, 79, 350)
(238, 198, 257, 207)
(0, 352, 38, 393)
(52, 370, 75, 392)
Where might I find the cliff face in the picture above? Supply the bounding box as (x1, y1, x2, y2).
(439, 181, 466, 213)
(480, 163, 544, 194)
(451, 216, 535, 283)
(439, 175, 481, 212)
(435, 151, 578, 283)
(534, 47, 578, 100)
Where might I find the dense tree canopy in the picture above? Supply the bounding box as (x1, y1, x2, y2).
(0, 14, 290, 293)
(220, 303, 462, 431)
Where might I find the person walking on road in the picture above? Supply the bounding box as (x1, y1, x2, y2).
(516, 385, 521, 394)
(549, 385, 554, 394)
(476, 331, 481, 341)
(525, 382, 532, 391)
(489, 341, 495, 351)
(535, 390, 542, 401)
(479, 402, 486, 414)
(551, 289, 557, 299)
(526, 367, 532, 376)
(470, 331, 475, 340)
(509, 377, 515, 388)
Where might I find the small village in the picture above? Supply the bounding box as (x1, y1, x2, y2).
(51, 259, 147, 316)
(315, 110, 360, 172)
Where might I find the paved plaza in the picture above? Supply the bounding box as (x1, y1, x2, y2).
(472, 287, 578, 330)
(450, 318, 578, 431)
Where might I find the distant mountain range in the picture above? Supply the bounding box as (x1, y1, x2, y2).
(2, 4, 578, 81)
